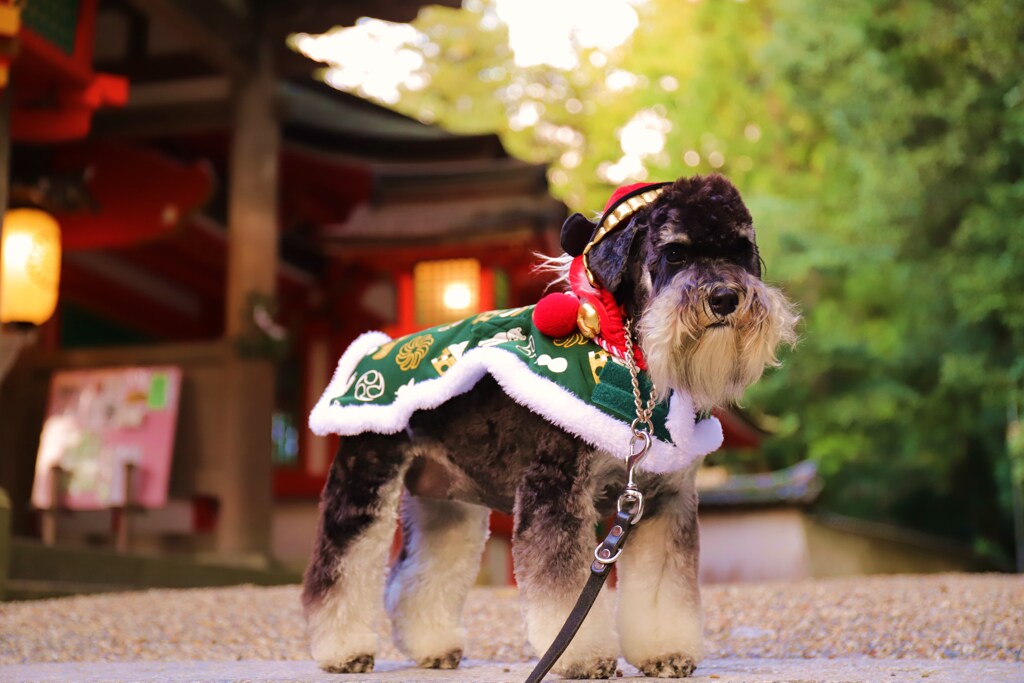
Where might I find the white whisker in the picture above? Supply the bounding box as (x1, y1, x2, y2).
(532, 253, 574, 292)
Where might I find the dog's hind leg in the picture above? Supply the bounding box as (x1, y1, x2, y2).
(617, 469, 703, 678)
(385, 495, 490, 669)
(513, 443, 619, 679)
(301, 433, 410, 673)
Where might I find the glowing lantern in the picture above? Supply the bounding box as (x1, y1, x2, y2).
(413, 258, 480, 326)
(0, 208, 62, 325)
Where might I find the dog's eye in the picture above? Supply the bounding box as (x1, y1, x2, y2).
(664, 244, 688, 264)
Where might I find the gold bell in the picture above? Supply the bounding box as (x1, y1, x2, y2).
(576, 301, 601, 339)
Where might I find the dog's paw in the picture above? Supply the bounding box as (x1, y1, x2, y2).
(637, 655, 696, 678)
(418, 649, 463, 670)
(320, 654, 375, 674)
(560, 657, 618, 679)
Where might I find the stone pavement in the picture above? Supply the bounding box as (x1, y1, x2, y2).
(1, 658, 1022, 683)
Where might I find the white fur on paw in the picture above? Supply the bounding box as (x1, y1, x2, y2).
(417, 649, 463, 670)
(561, 657, 618, 679)
(308, 600, 379, 670)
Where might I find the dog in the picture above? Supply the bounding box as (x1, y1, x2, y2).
(302, 173, 798, 678)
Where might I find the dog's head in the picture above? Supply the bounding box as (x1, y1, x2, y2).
(563, 174, 798, 411)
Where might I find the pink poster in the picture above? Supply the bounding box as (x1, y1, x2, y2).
(31, 366, 182, 510)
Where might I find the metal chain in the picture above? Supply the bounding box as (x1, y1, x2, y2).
(623, 318, 657, 437)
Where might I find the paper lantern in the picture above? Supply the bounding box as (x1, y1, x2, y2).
(413, 259, 480, 326)
(1, 208, 62, 325)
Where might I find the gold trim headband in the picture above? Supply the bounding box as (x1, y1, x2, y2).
(581, 186, 667, 286)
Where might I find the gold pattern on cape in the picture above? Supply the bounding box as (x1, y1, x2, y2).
(553, 332, 589, 349)
(471, 307, 530, 325)
(471, 311, 499, 324)
(431, 346, 460, 376)
(395, 334, 434, 371)
(370, 340, 397, 360)
(588, 349, 610, 384)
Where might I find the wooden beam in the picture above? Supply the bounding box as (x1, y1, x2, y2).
(94, 53, 220, 84)
(122, 0, 251, 77)
(321, 194, 564, 243)
(0, 85, 9, 216)
(91, 100, 232, 137)
(268, 0, 461, 38)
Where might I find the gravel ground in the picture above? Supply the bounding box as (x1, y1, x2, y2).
(1, 574, 1021, 666)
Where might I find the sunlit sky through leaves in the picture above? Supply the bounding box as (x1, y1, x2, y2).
(289, 0, 665, 185)
(289, 19, 428, 105)
(289, 0, 645, 104)
(492, 0, 641, 69)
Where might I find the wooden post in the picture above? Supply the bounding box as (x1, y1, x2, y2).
(40, 465, 64, 546)
(0, 73, 10, 385)
(115, 462, 137, 553)
(217, 39, 278, 559)
(0, 82, 9, 220)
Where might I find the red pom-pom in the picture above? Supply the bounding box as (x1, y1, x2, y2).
(533, 292, 580, 338)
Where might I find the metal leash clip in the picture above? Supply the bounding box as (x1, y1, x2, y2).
(594, 435, 650, 568)
(617, 428, 650, 524)
(591, 434, 650, 570)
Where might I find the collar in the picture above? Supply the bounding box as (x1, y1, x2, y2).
(569, 255, 646, 370)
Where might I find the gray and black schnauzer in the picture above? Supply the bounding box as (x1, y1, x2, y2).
(302, 174, 798, 678)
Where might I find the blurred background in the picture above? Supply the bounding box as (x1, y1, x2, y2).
(0, 0, 1021, 599)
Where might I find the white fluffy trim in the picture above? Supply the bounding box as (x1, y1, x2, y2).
(309, 331, 723, 473)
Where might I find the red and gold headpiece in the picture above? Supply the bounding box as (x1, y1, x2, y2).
(533, 182, 671, 368)
(581, 182, 669, 286)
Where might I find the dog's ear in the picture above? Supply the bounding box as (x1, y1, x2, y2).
(587, 218, 640, 294)
(560, 213, 596, 256)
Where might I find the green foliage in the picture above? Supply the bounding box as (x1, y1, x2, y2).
(325, 0, 1024, 560)
(399, 5, 513, 132)
(745, 0, 1024, 560)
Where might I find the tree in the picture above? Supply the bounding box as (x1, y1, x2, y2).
(748, 0, 1024, 561)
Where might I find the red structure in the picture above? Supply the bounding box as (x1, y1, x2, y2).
(10, 0, 128, 141)
(1, 1, 767, 563)
(0, 0, 565, 552)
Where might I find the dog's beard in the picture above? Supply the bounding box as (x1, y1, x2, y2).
(639, 269, 799, 411)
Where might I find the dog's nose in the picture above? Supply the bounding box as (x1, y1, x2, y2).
(709, 288, 739, 317)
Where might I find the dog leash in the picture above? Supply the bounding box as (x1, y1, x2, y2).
(524, 323, 656, 683)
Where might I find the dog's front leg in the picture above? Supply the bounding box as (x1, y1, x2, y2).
(513, 445, 619, 679)
(617, 469, 703, 678)
(301, 434, 409, 673)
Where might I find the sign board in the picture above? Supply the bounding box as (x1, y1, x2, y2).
(32, 366, 182, 510)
